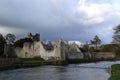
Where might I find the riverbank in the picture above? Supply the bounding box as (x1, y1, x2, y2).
(67, 58, 115, 64)
(0, 61, 115, 80)
(108, 64, 120, 80)
(0, 58, 117, 71)
(0, 58, 42, 71)
(0, 58, 68, 71)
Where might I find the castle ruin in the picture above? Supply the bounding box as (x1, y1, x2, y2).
(14, 33, 83, 60)
(4, 33, 115, 61)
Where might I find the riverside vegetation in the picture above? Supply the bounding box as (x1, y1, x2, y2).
(109, 64, 120, 80)
(0, 57, 116, 71)
(0, 58, 69, 71)
(0, 58, 44, 70)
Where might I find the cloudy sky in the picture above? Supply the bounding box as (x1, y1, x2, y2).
(0, 0, 120, 44)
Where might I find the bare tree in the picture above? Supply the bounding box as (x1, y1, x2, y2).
(112, 24, 120, 44)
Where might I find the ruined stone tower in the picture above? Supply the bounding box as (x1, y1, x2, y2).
(54, 39, 69, 60)
(27, 32, 40, 41)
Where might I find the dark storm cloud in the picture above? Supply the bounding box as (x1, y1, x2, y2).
(0, 0, 119, 43)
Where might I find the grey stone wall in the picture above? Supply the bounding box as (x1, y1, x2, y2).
(14, 40, 70, 61)
(93, 52, 115, 59)
(67, 52, 84, 59)
(4, 44, 17, 58)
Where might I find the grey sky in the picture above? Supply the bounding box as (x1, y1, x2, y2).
(0, 0, 120, 44)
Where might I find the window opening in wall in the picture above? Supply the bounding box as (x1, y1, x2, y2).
(25, 52, 28, 58)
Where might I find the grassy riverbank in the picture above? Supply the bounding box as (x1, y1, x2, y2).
(0, 58, 68, 71)
(0, 58, 45, 70)
(0, 57, 117, 71)
(109, 64, 120, 80)
(19, 58, 44, 63)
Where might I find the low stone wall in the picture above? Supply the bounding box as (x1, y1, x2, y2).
(67, 52, 84, 59)
(0, 58, 68, 71)
(93, 52, 115, 59)
(0, 58, 20, 70)
(67, 52, 115, 60)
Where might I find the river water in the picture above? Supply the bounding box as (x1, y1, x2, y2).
(0, 61, 120, 80)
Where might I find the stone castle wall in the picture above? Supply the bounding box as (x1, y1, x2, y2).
(14, 40, 69, 60)
(67, 52, 84, 59)
(93, 52, 115, 59)
(12, 33, 83, 60)
(5, 42, 115, 60)
(4, 33, 115, 61)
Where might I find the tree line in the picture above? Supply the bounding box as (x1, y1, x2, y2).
(81, 24, 120, 56)
(0, 33, 15, 56)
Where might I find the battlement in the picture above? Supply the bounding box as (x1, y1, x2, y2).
(27, 32, 40, 41)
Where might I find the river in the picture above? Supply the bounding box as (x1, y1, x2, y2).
(0, 61, 120, 80)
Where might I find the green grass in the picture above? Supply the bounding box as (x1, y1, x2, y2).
(0, 58, 45, 70)
(109, 64, 120, 80)
(19, 58, 45, 63)
(0, 58, 45, 63)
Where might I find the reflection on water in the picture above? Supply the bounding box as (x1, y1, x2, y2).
(0, 61, 120, 80)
